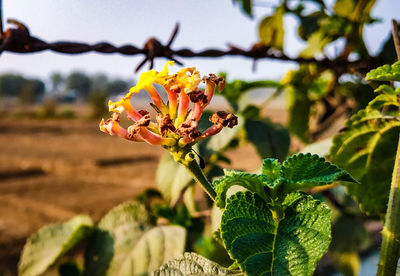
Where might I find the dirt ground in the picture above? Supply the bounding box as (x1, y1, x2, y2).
(0, 108, 290, 274)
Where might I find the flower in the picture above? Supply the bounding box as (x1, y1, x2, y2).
(100, 61, 237, 151)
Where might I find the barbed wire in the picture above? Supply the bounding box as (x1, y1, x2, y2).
(0, 16, 382, 74)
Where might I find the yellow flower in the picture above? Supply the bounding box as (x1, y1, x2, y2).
(108, 98, 128, 113)
(128, 60, 201, 95)
(161, 65, 201, 93)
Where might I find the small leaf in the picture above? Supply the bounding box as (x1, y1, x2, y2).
(118, 226, 186, 275)
(365, 61, 400, 81)
(374, 84, 398, 95)
(156, 153, 193, 205)
(213, 171, 270, 208)
(84, 201, 151, 276)
(245, 119, 290, 161)
(241, 0, 252, 17)
(367, 94, 400, 110)
(300, 31, 332, 58)
(258, 6, 285, 50)
(261, 159, 281, 188)
(282, 66, 334, 142)
(281, 153, 357, 193)
(221, 191, 331, 276)
(19, 215, 93, 276)
(297, 12, 323, 41)
(153, 252, 236, 275)
(286, 86, 312, 142)
(334, 0, 356, 18)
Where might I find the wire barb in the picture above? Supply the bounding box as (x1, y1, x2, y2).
(0, 0, 3, 38)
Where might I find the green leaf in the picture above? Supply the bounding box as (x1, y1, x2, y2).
(156, 153, 193, 205)
(118, 226, 186, 275)
(84, 201, 151, 276)
(282, 66, 334, 142)
(245, 119, 290, 161)
(221, 191, 331, 276)
(213, 170, 270, 208)
(365, 61, 400, 81)
(19, 215, 93, 276)
(338, 81, 375, 111)
(300, 31, 332, 58)
(241, 0, 252, 17)
(297, 12, 323, 41)
(153, 252, 237, 275)
(281, 153, 358, 193)
(374, 84, 399, 95)
(261, 159, 281, 188)
(84, 229, 114, 276)
(334, 0, 356, 18)
(367, 94, 400, 111)
(330, 91, 400, 215)
(285, 80, 312, 142)
(258, 6, 285, 50)
(331, 119, 400, 215)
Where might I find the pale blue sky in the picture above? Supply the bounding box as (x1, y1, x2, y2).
(0, 0, 399, 81)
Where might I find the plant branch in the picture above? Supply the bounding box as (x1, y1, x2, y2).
(391, 19, 400, 60)
(180, 157, 216, 201)
(377, 134, 400, 276)
(376, 21, 400, 276)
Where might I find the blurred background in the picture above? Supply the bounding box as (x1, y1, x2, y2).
(1, 0, 399, 275)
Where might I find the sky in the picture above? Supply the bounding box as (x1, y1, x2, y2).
(0, 0, 399, 82)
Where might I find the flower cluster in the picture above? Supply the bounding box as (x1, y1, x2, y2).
(100, 61, 238, 150)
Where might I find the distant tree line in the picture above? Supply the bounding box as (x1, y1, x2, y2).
(0, 74, 45, 104)
(0, 71, 132, 104)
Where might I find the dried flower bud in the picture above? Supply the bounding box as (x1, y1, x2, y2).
(156, 113, 176, 136)
(176, 119, 201, 142)
(210, 111, 238, 128)
(127, 124, 141, 139)
(203, 74, 226, 92)
(136, 114, 151, 127)
(187, 89, 208, 104)
(138, 110, 149, 116)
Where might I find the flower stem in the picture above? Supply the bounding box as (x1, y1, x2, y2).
(181, 158, 216, 201)
(377, 133, 400, 276)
